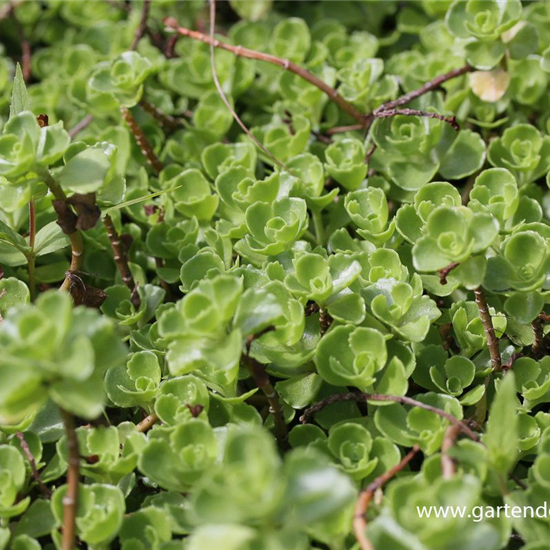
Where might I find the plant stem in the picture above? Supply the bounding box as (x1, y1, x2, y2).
(27, 200, 36, 301)
(102, 214, 140, 308)
(139, 98, 182, 132)
(244, 332, 288, 448)
(129, 0, 151, 51)
(474, 287, 501, 372)
(441, 424, 460, 479)
(354, 445, 420, 550)
(60, 409, 79, 550)
(15, 431, 51, 498)
(164, 16, 366, 123)
(374, 108, 459, 130)
(531, 318, 544, 359)
(300, 392, 480, 441)
(39, 169, 84, 293)
(136, 413, 159, 433)
(68, 114, 94, 139)
(375, 65, 473, 112)
(312, 210, 325, 246)
(120, 106, 164, 175)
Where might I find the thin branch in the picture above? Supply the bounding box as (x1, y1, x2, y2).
(16, 431, 51, 498)
(136, 413, 159, 433)
(300, 392, 480, 441)
(531, 318, 545, 359)
(244, 330, 288, 448)
(60, 409, 79, 550)
(441, 424, 460, 479)
(206, 0, 290, 172)
(139, 98, 183, 132)
(103, 214, 140, 309)
(130, 0, 151, 51)
(27, 200, 36, 301)
(438, 262, 459, 285)
(68, 115, 94, 139)
(120, 106, 164, 175)
(164, 15, 366, 123)
(354, 445, 420, 550)
(375, 65, 473, 112)
(374, 108, 459, 131)
(326, 123, 366, 135)
(474, 287, 501, 372)
(39, 169, 84, 293)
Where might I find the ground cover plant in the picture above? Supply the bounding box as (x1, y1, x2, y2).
(2, 0, 550, 548)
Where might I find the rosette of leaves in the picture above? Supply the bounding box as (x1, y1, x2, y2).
(158, 274, 286, 393)
(326, 422, 398, 481)
(0, 291, 126, 423)
(375, 393, 464, 454)
(118, 506, 173, 550)
(154, 375, 210, 426)
(484, 229, 550, 292)
(105, 351, 162, 409)
(51, 483, 125, 548)
(138, 419, 218, 493)
(101, 283, 166, 328)
(368, 474, 503, 550)
(446, 0, 523, 69)
(468, 167, 519, 226)
(514, 356, 550, 408)
(324, 138, 367, 191)
(450, 300, 507, 357)
(170, 169, 219, 222)
(412, 205, 499, 279)
(251, 113, 311, 162)
(487, 124, 550, 185)
(372, 116, 485, 191)
(236, 197, 308, 259)
(337, 58, 396, 111)
(202, 141, 257, 180)
(284, 252, 365, 324)
(57, 424, 146, 484)
(360, 249, 442, 342)
(314, 324, 387, 390)
(88, 51, 152, 108)
(285, 153, 338, 210)
(0, 110, 69, 180)
(395, 181, 462, 243)
(344, 187, 395, 245)
(413, 345, 485, 405)
(0, 445, 30, 518)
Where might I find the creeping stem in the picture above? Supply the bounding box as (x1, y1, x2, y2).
(474, 287, 502, 372)
(60, 409, 79, 550)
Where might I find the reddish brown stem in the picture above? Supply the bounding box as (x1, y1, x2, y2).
(60, 409, 79, 550)
(474, 287, 501, 372)
(300, 392, 479, 441)
(139, 98, 182, 132)
(103, 214, 140, 308)
(11, 8, 31, 81)
(244, 331, 288, 448)
(354, 445, 420, 550)
(164, 16, 366, 123)
(120, 106, 164, 175)
(531, 318, 545, 359)
(375, 108, 459, 130)
(130, 0, 151, 51)
(438, 262, 459, 285)
(441, 424, 460, 479)
(376, 65, 473, 112)
(68, 115, 94, 139)
(16, 431, 51, 498)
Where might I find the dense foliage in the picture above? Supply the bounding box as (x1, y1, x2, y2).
(2, 0, 550, 549)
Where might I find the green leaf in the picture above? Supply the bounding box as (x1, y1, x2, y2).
(9, 64, 31, 120)
(484, 373, 519, 475)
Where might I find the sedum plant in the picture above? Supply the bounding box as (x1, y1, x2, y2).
(2, 2, 550, 550)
